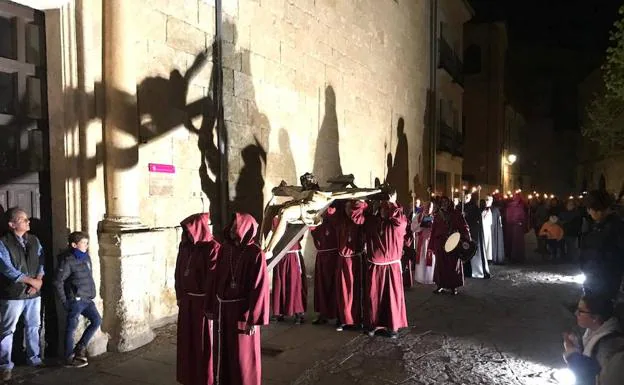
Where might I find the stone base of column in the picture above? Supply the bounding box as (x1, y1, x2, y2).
(100, 215, 146, 232)
(98, 229, 157, 352)
(87, 330, 110, 357)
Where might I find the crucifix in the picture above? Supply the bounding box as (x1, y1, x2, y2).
(261, 173, 381, 271)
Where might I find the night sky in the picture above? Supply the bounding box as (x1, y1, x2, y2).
(469, 0, 624, 129)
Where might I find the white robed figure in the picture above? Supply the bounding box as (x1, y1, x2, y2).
(413, 202, 435, 284)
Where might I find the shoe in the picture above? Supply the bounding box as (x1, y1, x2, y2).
(451, 289, 459, 296)
(389, 331, 399, 339)
(367, 329, 376, 337)
(270, 315, 284, 323)
(312, 316, 327, 325)
(74, 346, 88, 363)
(64, 357, 88, 368)
(433, 287, 444, 294)
(2, 369, 11, 381)
(28, 360, 45, 368)
(294, 314, 305, 325)
(484, 273, 491, 279)
(335, 322, 345, 332)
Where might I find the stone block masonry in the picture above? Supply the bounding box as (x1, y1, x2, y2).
(136, 0, 432, 333)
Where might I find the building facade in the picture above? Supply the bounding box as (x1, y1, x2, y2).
(462, 21, 508, 192)
(1, 0, 435, 355)
(577, 67, 624, 195)
(502, 104, 526, 193)
(433, 0, 473, 197)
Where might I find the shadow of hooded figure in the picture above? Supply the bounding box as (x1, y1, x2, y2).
(231, 138, 267, 224)
(385, 117, 410, 206)
(313, 86, 343, 186)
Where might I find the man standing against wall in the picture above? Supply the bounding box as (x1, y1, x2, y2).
(0, 208, 45, 381)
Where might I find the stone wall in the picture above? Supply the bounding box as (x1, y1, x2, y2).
(132, 0, 432, 229)
(132, 0, 432, 273)
(577, 153, 624, 195)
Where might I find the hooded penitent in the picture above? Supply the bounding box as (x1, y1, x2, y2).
(213, 213, 269, 385)
(311, 205, 339, 319)
(364, 202, 408, 332)
(505, 193, 528, 263)
(429, 197, 470, 289)
(271, 214, 307, 318)
(175, 212, 220, 385)
(335, 200, 368, 326)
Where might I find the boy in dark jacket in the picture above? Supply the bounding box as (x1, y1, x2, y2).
(53, 232, 101, 368)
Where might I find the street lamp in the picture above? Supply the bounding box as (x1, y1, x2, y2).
(507, 154, 517, 164)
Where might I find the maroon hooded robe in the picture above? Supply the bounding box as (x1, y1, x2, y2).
(364, 202, 408, 331)
(335, 200, 368, 326)
(430, 202, 470, 289)
(310, 206, 339, 319)
(505, 194, 528, 263)
(401, 218, 417, 288)
(271, 216, 307, 317)
(213, 213, 270, 385)
(175, 213, 220, 385)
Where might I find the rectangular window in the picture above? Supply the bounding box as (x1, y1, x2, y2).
(0, 16, 16, 59)
(25, 23, 40, 65)
(0, 71, 16, 115)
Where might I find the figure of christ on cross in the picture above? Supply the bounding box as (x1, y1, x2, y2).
(262, 173, 380, 261)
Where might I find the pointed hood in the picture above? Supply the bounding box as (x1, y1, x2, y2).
(180, 213, 213, 244)
(226, 212, 259, 246)
(348, 200, 368, 225)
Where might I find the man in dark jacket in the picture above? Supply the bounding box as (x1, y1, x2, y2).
(0, 208, 45, 381)
(580, 190, 624, 302)
(559, 199, 582, 261)
(53, 231, 101, 368)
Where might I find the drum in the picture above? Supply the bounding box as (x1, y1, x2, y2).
(444, 232, 476, 262)
(444, 232, 461, 253)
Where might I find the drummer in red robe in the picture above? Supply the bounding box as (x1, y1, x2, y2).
(335, 200, 368, 331)
(213, 213, 269, 385)
(270, 216, 307, 324)
(429, 196, 470, 295)
(364, 190, 408, 338)
(175, 213, 220, 385)
(310, 205, 339, 324)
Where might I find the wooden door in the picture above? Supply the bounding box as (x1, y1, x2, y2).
(0, 1, 55, 358)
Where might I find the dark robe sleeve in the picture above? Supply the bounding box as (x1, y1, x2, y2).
(245, 248, 270, 326)
(387, 204, 407, 238)
(453, 211, 471, 240)
(174, 242, 185, 301)
(204, 241, 220, 316)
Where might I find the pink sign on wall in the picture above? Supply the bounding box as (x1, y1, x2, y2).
(148, 163, 176, 174)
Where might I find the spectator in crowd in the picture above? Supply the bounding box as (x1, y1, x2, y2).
(559, 200, 582, 261)
(563, 294, 624, 385)
(579, 190, 624, 301)
(53, 231, 101, 368)
(0, 208, 45, 381)
(539, 215, 564, 261)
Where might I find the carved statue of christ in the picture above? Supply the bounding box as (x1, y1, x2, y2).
(263, 173, 380, 260)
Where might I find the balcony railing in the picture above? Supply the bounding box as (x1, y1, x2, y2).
(438, 37, 464, 87)
(437, 121, 463, 157)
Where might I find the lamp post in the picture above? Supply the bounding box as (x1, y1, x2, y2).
(502, 152, 517, 193)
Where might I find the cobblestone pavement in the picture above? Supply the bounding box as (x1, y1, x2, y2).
(11, 240, 583, 385)
(293, 260, 583, 385)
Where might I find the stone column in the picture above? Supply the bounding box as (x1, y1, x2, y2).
(102, 0, 142, 230)
(99, 0, 154, 352)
